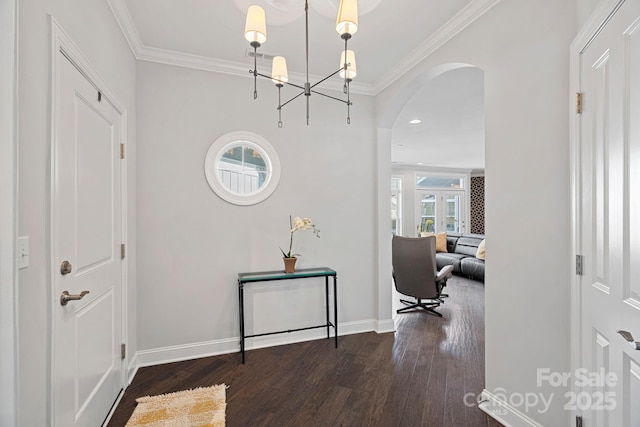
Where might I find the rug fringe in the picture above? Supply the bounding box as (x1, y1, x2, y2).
(135, 384, 226, 404)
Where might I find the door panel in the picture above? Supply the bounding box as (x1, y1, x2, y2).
(625, 357, 640, 425)
(579, 1, 640, 425)
(628, 17, 640, 304)
(76, 291, 115, 414)
(53, 52, 123, 427)
(76, 95, 115, 272)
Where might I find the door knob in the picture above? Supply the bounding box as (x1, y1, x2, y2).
(60, 260, 72, 275)
(617, 330, 640, 350)
(60, 290, 89, 306)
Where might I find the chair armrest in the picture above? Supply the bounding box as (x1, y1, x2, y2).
(436, 265, 454, 282)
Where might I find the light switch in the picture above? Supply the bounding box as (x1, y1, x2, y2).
(17, 236, 29, 269)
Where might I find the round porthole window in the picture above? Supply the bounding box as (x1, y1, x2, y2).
(204, 131, 281, 205)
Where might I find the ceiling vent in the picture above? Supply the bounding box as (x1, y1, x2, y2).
(245, 49, 277, 62)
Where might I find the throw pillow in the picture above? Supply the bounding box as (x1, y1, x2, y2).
(476, 239, 486, 260)
(435, 232, 447, 253)
(420, 232, 447, 252)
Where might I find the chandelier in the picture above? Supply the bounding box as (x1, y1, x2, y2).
(244, 0, 358, 127)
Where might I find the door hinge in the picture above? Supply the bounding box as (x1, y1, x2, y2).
(121, 343, 126, 359)
(576, 254, 584, 275)
(576, 92, 583, 114)
(576, 415, 583, 427)
(120, 243, 125, 260)
(120, 143, 125, 159)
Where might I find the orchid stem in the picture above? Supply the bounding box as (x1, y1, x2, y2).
(288, 215, 293, 257)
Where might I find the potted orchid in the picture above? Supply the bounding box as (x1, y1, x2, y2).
(281, 215, 320, 273)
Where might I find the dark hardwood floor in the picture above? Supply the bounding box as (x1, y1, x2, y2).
(107, 276, 503, 427)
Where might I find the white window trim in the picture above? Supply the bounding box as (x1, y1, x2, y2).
(391, 175, 404, 235)
(204, 131, 281, 206)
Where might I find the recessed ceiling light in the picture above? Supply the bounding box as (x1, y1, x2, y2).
(417, 162, 424, 165)
(409, 119, 422, 124)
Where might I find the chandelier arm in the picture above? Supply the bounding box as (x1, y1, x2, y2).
(280, 80, 306, 91)
(279, 90, 306, 109)
(253, 71, 307, 91)
(309, 69, 343, 90)
(309, 89, 351, 104)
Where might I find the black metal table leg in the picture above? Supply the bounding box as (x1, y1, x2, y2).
(333, 275, 338, 348)
(239, 281, 245, 363)
(325, 276, 330, 339)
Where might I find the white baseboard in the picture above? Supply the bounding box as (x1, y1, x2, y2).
(127, 352, 139, 385)
(478, 389, 544, 427)
(375, 318, 395, 333)
(135, 336, 239, 369)
(129, 319, 382, 378)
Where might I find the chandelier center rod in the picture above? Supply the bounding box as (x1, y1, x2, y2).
(305, 0, 310, 86)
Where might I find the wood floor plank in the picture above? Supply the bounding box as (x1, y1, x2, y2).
(106, 276, 502, 427)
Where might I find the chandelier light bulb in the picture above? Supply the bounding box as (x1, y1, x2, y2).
(336, 0, 358, 37)
(271, 56, 289, 84)
(245, 5, 267, 45)
(339, 50, 357, 79)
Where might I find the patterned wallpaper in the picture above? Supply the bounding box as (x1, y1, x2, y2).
(470, 176, 485, 235)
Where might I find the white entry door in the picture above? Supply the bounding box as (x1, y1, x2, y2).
(52, 52, 124, 427)
(578, 1, 640, 425)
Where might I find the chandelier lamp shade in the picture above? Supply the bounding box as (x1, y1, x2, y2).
(244, 0, 359, 127)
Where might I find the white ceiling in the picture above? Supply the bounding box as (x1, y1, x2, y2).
(392, 66, 484, 170)
(114, 0, 488, 170)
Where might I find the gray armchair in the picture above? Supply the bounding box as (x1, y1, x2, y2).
(392, 235, 454, 317)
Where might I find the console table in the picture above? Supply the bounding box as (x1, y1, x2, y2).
(237, 267, 338, 363)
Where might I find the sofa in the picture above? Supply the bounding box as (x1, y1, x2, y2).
(435, 233, 485, 282)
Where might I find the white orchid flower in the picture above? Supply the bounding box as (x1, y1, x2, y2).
(282, 214, 321, 258)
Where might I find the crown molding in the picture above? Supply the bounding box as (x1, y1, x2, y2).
(106, 0, 374, 95)
(137, 44, 376, 95)
(107, 0, 500, 97)
(107, 0, 144, 56)
(373, 0, 502, 94)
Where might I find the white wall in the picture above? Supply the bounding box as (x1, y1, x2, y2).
(16, 1, 137, 425)
(378, 0, 575, 425)
(576, 0, 603, 28)
(0, 0, 18, 425)
(135, 61, 379, 355)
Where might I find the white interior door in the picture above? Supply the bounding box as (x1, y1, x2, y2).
(52, 52, 123, 427)
(578, 1, 640, 425)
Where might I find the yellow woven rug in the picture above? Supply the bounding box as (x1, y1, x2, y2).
(125, 384, 226, 427)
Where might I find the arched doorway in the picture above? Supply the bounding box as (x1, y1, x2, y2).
(375, 62, 485, 321)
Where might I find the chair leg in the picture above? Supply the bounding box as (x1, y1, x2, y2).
(397, 298, 442, 317)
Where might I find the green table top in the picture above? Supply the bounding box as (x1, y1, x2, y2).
(238, 267, 337, 283)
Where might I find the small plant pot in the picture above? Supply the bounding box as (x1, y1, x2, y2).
(283, 257, 297, 273)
